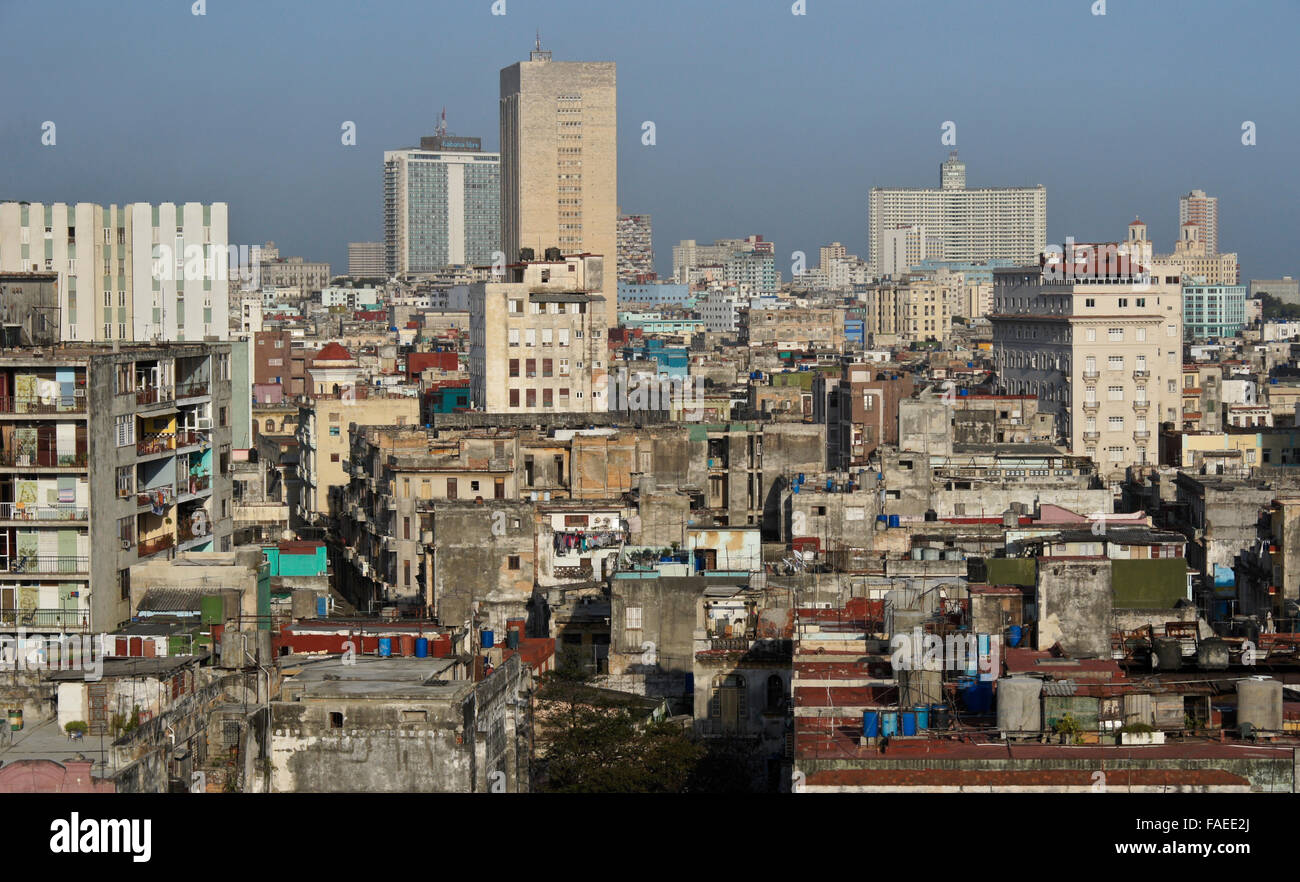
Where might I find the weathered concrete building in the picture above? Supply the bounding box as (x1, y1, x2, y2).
(270, 653, 531, 792)
(0, 343, 233, 633)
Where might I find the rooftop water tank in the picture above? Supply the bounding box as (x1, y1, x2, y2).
(996, 677, 1043, 736)
(1236, 677, 1283, 732)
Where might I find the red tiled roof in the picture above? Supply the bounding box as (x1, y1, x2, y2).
(315, 342, 353, 361)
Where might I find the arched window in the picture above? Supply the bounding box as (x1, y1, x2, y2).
(265, 419, 275, 432)
(765, 674, 784, 712)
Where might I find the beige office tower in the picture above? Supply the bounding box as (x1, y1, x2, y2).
(499, 43, 616, 297)
(1179, 189, 1218, 256)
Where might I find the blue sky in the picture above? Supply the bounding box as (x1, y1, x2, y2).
(2, 0, 1297, 280)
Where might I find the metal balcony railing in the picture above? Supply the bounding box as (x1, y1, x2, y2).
(0, 449, 87, 468)
(0, 395, 85, 414)
(134, 385, 175, 407)
(137, 534, 175, 557)
(3, 555, 89, 575)
(0, 608, 89, 630)
(137, 433, 176, 456)
(0, 502, 88, 521)
(176, 381, 210, 400)
(138, 486, 175, 509)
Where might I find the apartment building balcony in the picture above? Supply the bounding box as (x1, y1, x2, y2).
(137, 433, 176, 458)
(177, 514, 212, 548)
(175, 429, 207, 451)
(1082, 400, 1100, 413)
(0, 608, 89, 631)
(138, 486, 176, 510)
(1082, 370, 1100, 380)
(180, 474, 212, 497)
(0, 555, 89, 576)
(1132, 400, 1150, 412)
(130, 386, 177, 415)
(1082, 431, 1100, 442)
(1133, 369, 1150, 379)
(0, 502, 88, 523)
(176, 380, 210, 400)
(0, 449, 87, 470)
(137, 534, 175, 558)
(1133, 430, 1151, 441)
(0, 394, 86, 416)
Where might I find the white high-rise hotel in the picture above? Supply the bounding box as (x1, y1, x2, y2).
(0, 202, 230, 342)
(869, 153, 1047, 270)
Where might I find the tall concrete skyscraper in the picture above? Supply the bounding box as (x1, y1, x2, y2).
(499, 41, 616, 296)
(1179, 189, 1219, 256)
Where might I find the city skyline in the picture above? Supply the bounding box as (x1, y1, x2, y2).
(2, 0, 1296, 282)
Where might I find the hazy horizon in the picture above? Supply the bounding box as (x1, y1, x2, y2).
(2, 0, 1296, 281)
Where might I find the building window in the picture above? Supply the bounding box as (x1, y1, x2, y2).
(765, 675, 785, 712)
(626, 606, 642, 630)
(507, 555, 520, 570)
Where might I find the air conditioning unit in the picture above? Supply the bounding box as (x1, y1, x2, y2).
(74, 389, 86, 398)
(121, 539, 132, 550)
(197, 417, 213, 430)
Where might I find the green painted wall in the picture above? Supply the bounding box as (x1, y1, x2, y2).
(986, 557, 1037, 587)
(1112, 558, 1188, 609)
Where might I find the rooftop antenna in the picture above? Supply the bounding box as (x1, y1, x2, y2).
(435, 107, 446, 139)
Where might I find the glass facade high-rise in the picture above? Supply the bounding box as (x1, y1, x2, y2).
(383, 136, 500, 276)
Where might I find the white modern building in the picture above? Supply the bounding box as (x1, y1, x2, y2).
(384, 136, 501, 276)
(869, 153, 1046, 268)
(0, 202, 232, 343)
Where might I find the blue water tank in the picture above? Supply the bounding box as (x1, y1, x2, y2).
(881, 711, 899, 737)
(826, 478, 834, 491)
(316, 597, 327, 617)
(377, 637, 392, 658)
(888, 515, 901, 528)
(959, 389, 969, 397)
(481, 629, 495, 649)
(876, 514, 888, 523)
(900, 711, 917, 736)
(862, 710, 879, 738)
(414, 637, 429, 658)
(961, 679, 992, 714)
(914, 705, 929, 729)
(793, 484, 800, 494)
(1008, 625, 1023, 648)
(798, 473, 805, 483)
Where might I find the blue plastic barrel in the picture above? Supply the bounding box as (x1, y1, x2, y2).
(881, 711, 899, 737)
(377, 637, 392, 658)
(914, 705, 929, 729)
(481, 629, 495, 649)
(862, 711, 879, 738)
(316, 597, 327, 617)
(900, 711, 917, 736)
(888, 515, 901, 528)
(826, 478, 834, 491)
(876, 514, 888, 523)
(415, 637, 429, 658)
(1008, 625, 1023, 648)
